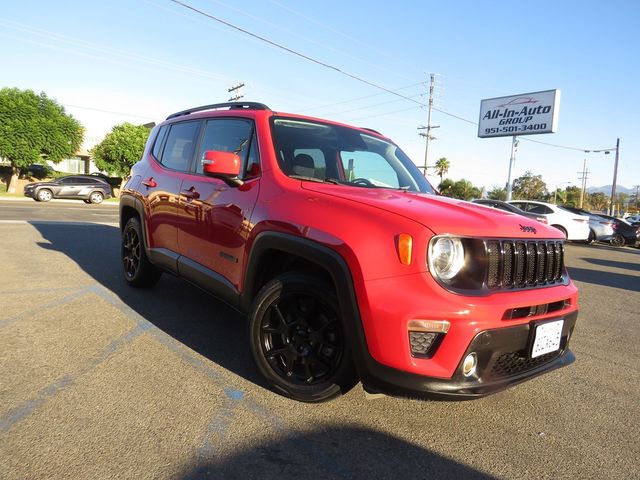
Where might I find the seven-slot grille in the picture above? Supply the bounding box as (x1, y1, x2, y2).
(485, 240, 564, 290)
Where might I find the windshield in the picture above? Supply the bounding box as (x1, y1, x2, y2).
(271, 118, 435, 194)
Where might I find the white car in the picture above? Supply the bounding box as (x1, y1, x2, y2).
(508, 200, 590, 241)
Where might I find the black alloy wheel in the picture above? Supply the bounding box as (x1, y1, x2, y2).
(249, 272, 356, 402)
(610, 233, 625, 247)
(121, 217, 161, 287)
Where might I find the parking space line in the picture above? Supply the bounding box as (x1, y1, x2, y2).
(0, 286, 92, 327)
(0, 286, 79, 295)
(0, 323, 150, 433)
(0, 220, 119, 227)
(196, 388, 245, 460)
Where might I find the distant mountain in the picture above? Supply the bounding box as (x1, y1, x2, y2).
(586, 185, 634, 195)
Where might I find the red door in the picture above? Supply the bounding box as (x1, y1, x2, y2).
(176, 118, 260, 289)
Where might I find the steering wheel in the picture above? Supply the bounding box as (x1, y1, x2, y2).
(351, 177, 374, 187)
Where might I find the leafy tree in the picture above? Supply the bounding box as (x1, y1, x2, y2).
(487, 186, 507, 201)
(439, 178, 481, 201)
(588, 192, 609, 212)
(434, 157, 450, 185)
(512, 171, 547, 200)
(91, 122, 151, 176)
(0, 88, 83, 193)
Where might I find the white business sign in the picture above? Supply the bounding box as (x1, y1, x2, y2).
(478, 89, 560, 138)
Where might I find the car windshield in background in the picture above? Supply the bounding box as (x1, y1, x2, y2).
(271, 118, 435, 194)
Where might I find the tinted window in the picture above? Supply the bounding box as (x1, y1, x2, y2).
(57, 177, 74, 184)
(527, 204, 553, 215)
(160, 122, 200, 171)
(152, 125, 169, 160)
(196, 119, 253, 175)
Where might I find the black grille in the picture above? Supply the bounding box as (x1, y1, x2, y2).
(490, 351, 559, 378)
(485, 240, 565, 290)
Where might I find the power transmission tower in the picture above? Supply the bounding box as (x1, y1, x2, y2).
(577, 158, 590, 208)
(417, 73, 439, 174)
(228, 82, 245, 102)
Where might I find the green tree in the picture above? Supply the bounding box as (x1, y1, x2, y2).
(560, 186, 582, 206)
(91, 122, 151, 176)
(512, 171, 547, 200)
(487, 185, 507, 201)
(0, 88, 83, 193)
(434, 157, 450, 185)
(439, 178, 481, 201)
(588, 192, 609, 212)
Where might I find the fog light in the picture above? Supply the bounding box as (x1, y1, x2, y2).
(462, 353, 477, 377)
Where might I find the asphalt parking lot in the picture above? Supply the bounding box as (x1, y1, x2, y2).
(1, 200, 638, 479)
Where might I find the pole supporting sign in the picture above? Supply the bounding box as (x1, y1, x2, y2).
(478, 89, 560, 138)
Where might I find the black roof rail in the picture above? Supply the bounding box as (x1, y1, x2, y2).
(166, 102, 271, 120)
(360, 127, 383, 135)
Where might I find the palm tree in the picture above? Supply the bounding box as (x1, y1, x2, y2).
(434, 157, 450, 184)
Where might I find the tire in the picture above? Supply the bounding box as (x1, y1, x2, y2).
(37, 189, 53, 202)
(586, 230, 596, 244)
(121, 217, 161, 287)
(89, 191, 104, 204)
(551, 225, 567, 239)
(610, 233, 625, 247)
(249, 272, 357, 402)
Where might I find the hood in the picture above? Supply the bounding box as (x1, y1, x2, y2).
(301, 183, 564, 239)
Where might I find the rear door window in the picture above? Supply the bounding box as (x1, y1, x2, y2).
(160, 122, 201, 172)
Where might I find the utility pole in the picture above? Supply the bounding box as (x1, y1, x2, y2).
(609, 138, 620, 216)
(505, 136, 519, 201)
(228, 82, 245, 102)
(634, 185, 640, 210)
(417, 73, 439, 174)
(577, 158, 590, 208)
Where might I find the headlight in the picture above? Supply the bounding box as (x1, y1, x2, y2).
(428, 236, 465, 281)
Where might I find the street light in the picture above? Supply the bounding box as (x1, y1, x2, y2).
(553, 181, 572, 204)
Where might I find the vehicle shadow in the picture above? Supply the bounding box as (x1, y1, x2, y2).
(582, 258, 640, 272)
(180, 425, 495, 480)
(32, 222, 266, 388)
(567, 266, 639, 292)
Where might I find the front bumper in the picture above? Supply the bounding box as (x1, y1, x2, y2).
(360, 311, 577, 399)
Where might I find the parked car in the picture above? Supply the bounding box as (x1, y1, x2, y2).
(472, 199, 548, 224)
(558, 206, 615, 243)
(120, 101, 578, 403)
(623, 214, 640, 225)
(24, 175, 112, 204)
(508, 200, 590, 241)
(596, 214, 640, 247)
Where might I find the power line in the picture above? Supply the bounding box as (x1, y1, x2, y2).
(169, 0, 426, 106)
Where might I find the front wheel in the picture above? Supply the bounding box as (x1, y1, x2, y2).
(121, 217, 161, 287)
(89, 191, 104, 204)
(37, 189, 52, 202)
(610, 233, 625, 247)
(249, 272, 357, 402)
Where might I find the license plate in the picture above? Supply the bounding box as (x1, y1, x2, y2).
(531, 320, 564, 358)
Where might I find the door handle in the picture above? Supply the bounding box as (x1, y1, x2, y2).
(180, 186, 200, 200)
(141, 177, 157, 188)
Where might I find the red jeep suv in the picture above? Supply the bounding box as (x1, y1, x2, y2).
(120, 102, 578, 402)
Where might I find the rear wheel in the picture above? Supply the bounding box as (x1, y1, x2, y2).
(121, 217, 161, 287)
(37, 189, 52, 202)
(249, 272, 357, 402)
(610, 233, 625, 247)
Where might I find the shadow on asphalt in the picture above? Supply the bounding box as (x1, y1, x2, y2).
(32, 223, 496, 479)
(179, 425, 495, 480)
(32, 222, 266, 388)
(567, 266, 639, 293)
(582, 257, 640, 272)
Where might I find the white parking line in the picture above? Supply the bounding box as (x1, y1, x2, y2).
(0, 220, 119, 227)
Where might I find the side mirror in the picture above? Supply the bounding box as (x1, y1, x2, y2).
(202, 150, 243, 186)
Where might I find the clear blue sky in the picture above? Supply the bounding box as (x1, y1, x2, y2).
(1, 0, 638, 192)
